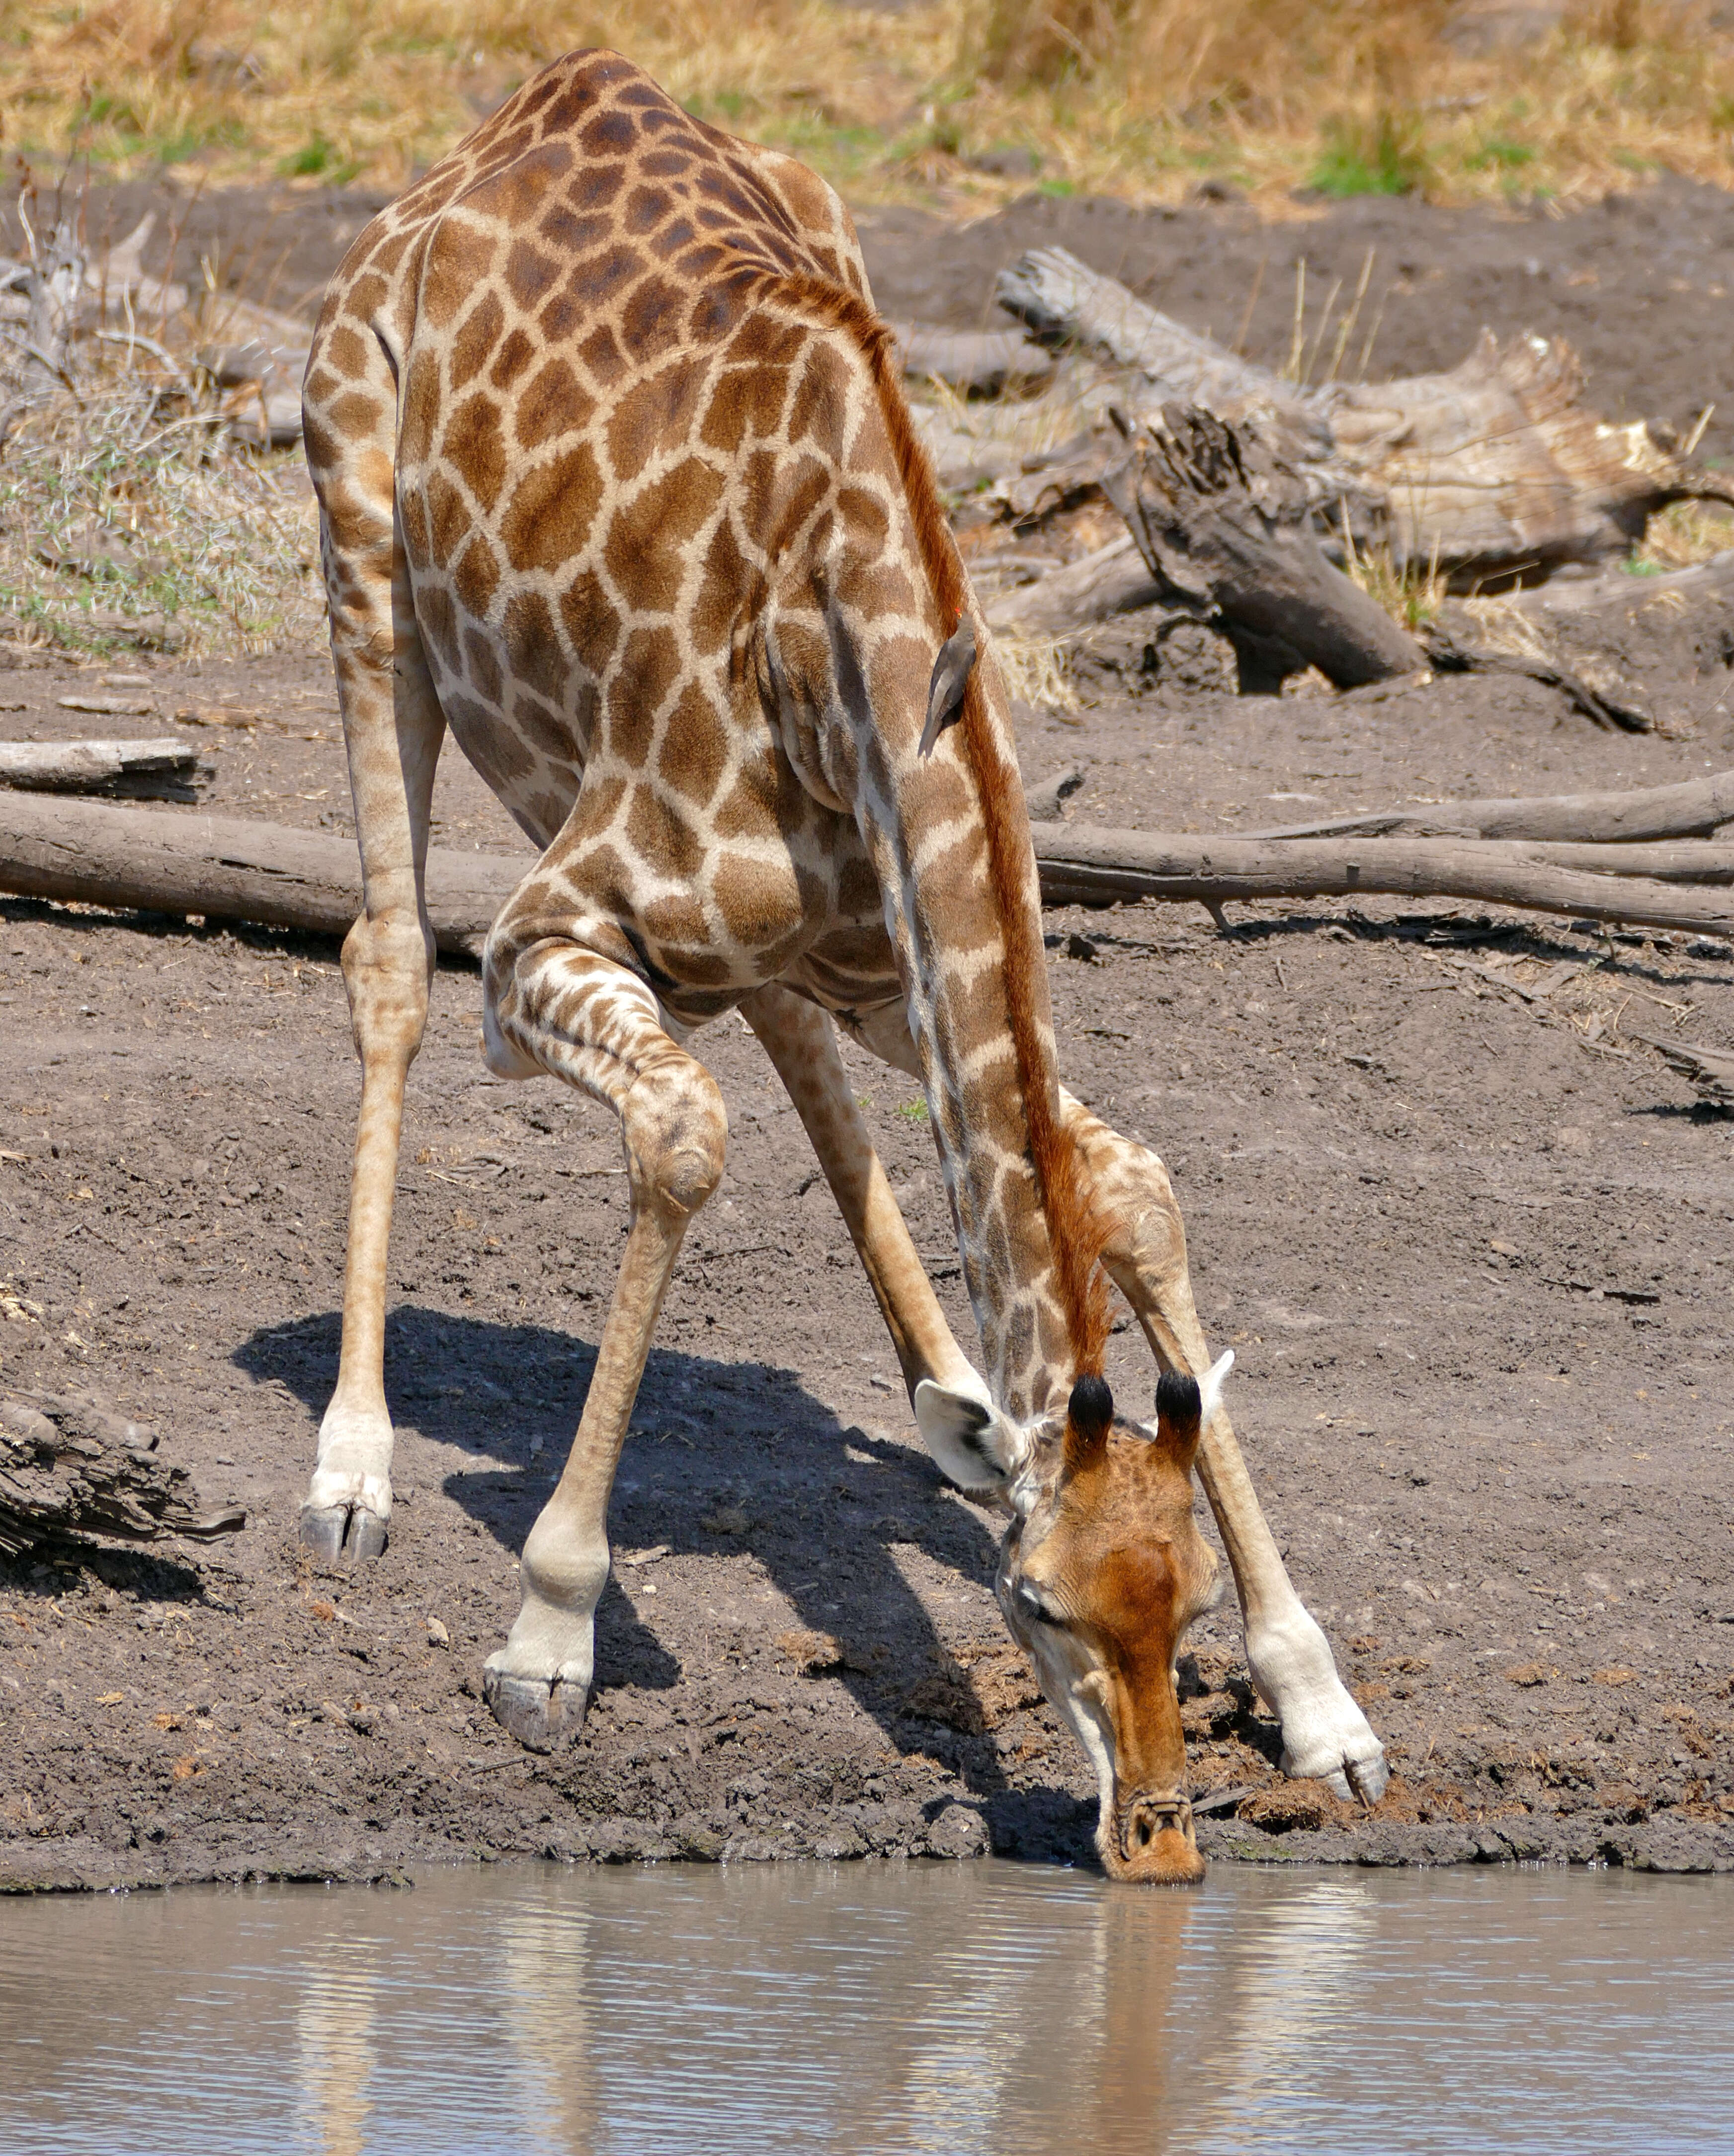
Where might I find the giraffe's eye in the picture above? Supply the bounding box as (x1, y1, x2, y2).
(1015, 1581, 1064, 1628)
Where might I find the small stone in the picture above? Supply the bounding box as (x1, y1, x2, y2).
(426, 1616, 450, 1649)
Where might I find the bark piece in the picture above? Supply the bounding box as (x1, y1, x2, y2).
(0, 1391, 245, 1559)
(0, 738, 196, 793)
(998, 245, 1734, 585)
(1627, 1032, 1734, 1109)
(1102, 404, 1426, 689)
(1028, 822, 1734, 937)
(1247, 768, 1734, 844)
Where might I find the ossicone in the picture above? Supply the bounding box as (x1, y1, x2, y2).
(1063, 1370, 1114, 1472)
(1155, 1369, 1202, 1446)
(1154, 1351, 1234, 1460)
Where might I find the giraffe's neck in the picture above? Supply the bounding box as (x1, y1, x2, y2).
(890, 693, 1075, 1424)
(751, 287, 1092, 1427)
(783, 591, 1076, 1423)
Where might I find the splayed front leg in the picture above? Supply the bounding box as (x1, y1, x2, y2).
(1244, 1604, 1387, 1802)
(1060, 1089, 1389, 1804)
(479, 926, 726, 1750)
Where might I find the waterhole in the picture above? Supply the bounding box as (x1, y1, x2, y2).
(2, 1861, 1729, 2153)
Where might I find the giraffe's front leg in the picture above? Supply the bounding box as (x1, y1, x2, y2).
(478, 930, 726, 1751)
(1061, 1091, 1389, 1803)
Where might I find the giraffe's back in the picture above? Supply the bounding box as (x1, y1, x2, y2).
(305, 49, 910, 1026)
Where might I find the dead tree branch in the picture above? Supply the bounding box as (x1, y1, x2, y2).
(1101, 403, 1426, 689)
(1246, 767, 1734, 844)
(1028, 823, 1734, 937)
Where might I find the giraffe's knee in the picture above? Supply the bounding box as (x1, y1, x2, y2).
(340, 910, 433, 1063)
(621, 1055, 727, 1221)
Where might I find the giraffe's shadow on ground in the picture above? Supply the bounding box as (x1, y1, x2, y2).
(236, 1305, 1088, 1852)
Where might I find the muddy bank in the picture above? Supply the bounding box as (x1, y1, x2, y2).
(4, 613, 1734, 1884)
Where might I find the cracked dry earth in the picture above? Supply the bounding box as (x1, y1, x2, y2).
(3, 609, 1734, 1889)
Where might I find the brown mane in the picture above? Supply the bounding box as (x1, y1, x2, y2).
(774, 272, 1110, 1378)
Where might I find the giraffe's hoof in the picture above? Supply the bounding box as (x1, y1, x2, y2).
(483, 1667, 589, 1753)
(298, 1503, 389, 1565)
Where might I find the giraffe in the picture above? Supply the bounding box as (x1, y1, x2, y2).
(299, 47, 1387, 1882)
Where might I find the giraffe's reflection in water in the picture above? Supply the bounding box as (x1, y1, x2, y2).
(5, 1862, 1731, 2154)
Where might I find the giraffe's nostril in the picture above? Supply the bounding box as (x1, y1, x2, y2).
(1136, 1815, 1153, 1848)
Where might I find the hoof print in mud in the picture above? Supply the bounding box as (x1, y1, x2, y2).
(483, 1668, 588, 1753)
(298, 1504, 388, 1565)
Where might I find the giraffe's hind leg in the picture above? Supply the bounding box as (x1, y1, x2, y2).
(301, 333, 445, 1564)
(479, 924, 727, 1750)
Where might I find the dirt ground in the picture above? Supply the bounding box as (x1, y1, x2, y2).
(2, 178, 1734, 1890)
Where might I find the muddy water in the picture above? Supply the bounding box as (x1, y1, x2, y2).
(2, 1862, 1729, 2155)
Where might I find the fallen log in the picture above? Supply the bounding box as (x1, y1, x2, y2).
(2, 794, 1729, 952)
(1102, 403, 1426, 690)
(997, 245, 1734, 586)
(1420, 618, 1651, 733)
(890, 321, 1054, 393)
(1248, 768, 1734, 844)
(0, 1390, 245, 1559)
(984, 532, 1164, 634)
(1028, 823, 1734, 937)
(0, 793, 512, 957)
(0, 737, 196, 792)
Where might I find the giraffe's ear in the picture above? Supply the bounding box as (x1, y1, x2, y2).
(914, 1371, 1029, 1490)
(1197, 1349, 1234, 1428)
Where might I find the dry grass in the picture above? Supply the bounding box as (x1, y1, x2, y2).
(3, 0, 1734, 213)
(1627, 495, 1734, 571)
(0, 342, 322, 659)
(994, 627, 1082, 711)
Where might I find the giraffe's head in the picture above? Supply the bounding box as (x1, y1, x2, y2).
(916, 1353, 1233, 1884)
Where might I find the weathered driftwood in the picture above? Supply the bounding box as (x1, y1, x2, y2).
(985, 533, 1163, 634)
(1028, 822, 1734, 937)
(0, 738, 196, 792)
(0, 1391, 245, 1559)
(2, 794, 1730, 952)
(996, 248, 1332, 441)
(1509, 548, 1734, 620)
(1249, 767, 1734, 844)
(1102, 404, 1427, 690)
(997, 245, 1734, 585)
(21, 221, 84, 383)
